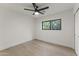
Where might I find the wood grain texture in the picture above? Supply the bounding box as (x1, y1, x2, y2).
(0, 39, 76, 56)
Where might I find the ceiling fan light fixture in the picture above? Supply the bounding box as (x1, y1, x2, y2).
(34, 12, 39, 15)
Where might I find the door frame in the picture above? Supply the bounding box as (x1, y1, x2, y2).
(74, 8, 79, 56)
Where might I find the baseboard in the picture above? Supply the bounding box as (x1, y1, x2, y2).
(34, 39, 75, 51)
(0, 39, 32, 51)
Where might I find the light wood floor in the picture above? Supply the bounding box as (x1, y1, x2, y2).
(0, 39, 76, 56)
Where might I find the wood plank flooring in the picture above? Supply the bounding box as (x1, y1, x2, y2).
(0, 39, 76, 56)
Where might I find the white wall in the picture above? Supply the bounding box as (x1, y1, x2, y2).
(0, 7, 35, 50)
(35, 9, 74, 49)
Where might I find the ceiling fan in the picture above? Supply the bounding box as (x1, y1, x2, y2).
(24, 3, 49, 15)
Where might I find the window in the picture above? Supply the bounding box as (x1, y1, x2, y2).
(42, 21, 51, 30)
(42, 19, 61, 30)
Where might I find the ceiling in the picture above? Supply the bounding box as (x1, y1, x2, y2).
(0, 3, 75, 18)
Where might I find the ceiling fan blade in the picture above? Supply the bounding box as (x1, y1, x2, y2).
(38, 7, 49, 11)
(32, 13, 35, 15)
(32, 3, 36, 9)
(24, 8, 34, 11)
(38, 11, 44, 14)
